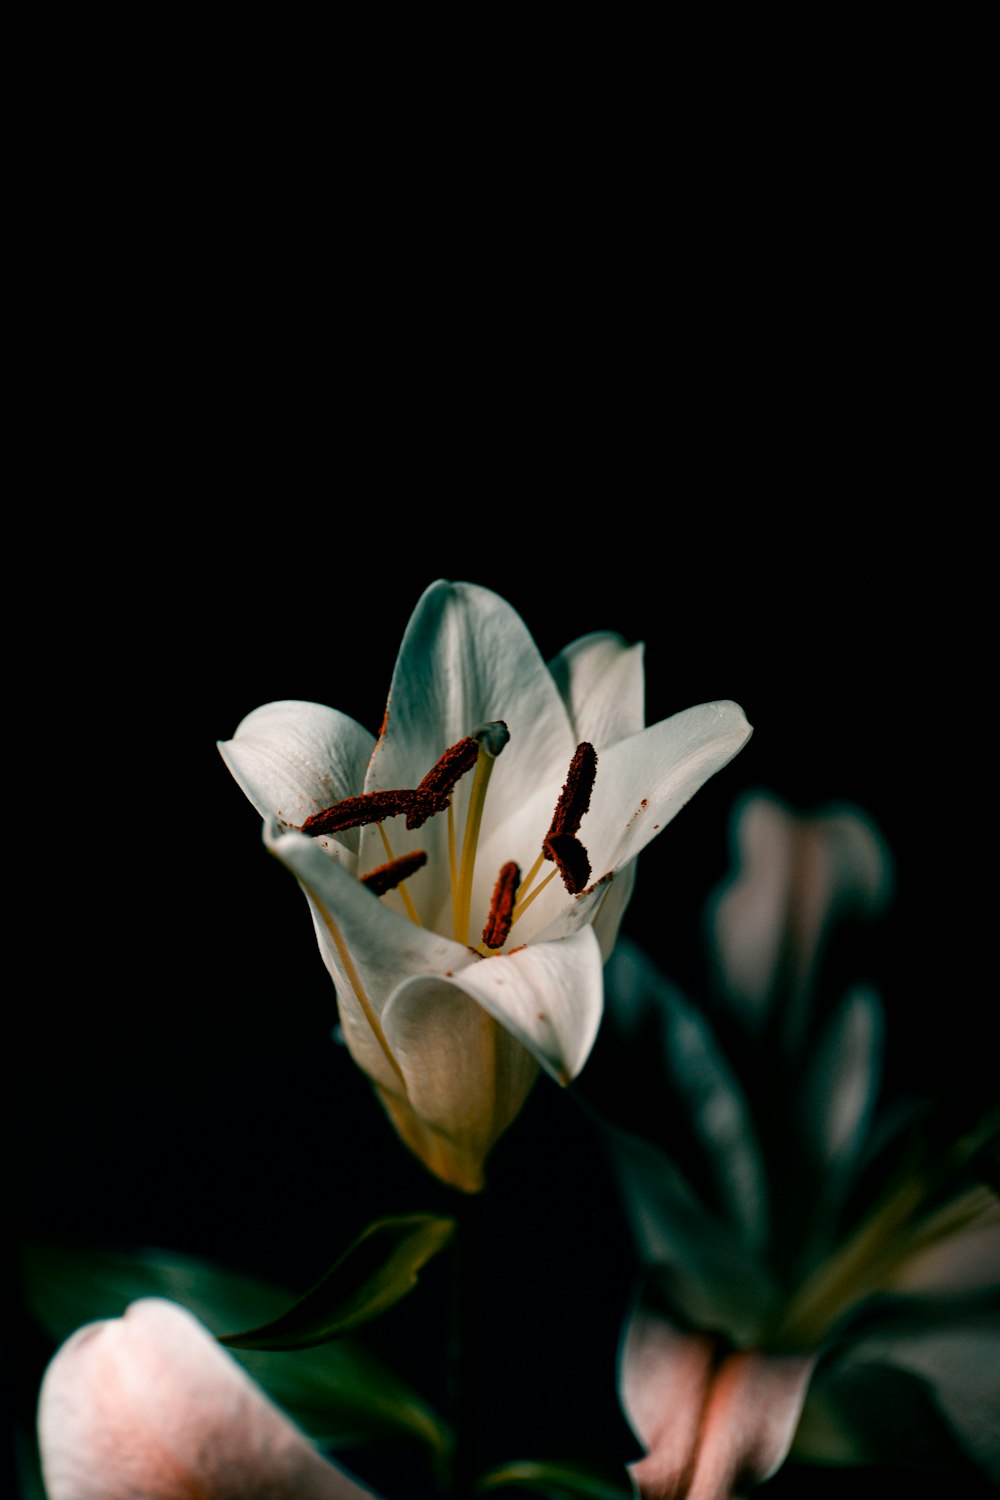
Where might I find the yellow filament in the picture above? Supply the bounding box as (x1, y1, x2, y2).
(515, 849, 547, 905)
(302, 881, 406, 1089)
(447, 800, 459, 935)
(454, 751, 496, 945)
(510, 866, 557, 926)
(377, 823, 422, 926)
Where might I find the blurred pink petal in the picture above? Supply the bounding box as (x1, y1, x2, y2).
(38, 1297, 377, 1500)
(622, 1309, 814, 1499)
(711, 794, 891, 1042)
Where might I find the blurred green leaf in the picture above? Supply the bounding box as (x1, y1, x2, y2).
(219, 1212, 455, 1349)
(793, 1360, 986, 1477)
(477, 1459, 637, 1498)
(20, 1238, 452, 1455)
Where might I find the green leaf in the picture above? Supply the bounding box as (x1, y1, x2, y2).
(219, 1212, 455, 1349)
(20, 1238, 452, 1456)
(793, 1360, 987, 1477)
(477, 1459, 637, 1499)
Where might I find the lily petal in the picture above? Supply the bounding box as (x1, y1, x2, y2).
(365, 578, 574, 803)
(360, 580, 577, 933)
(581, 703, 752, 879)
(800, 985, 884, 1173)
(548, 630, 646, 747)
(377, 977, 540, 1191)
(219, 700, 376, 849)
(621, 1308, 814, 1500)
(270, 829, 472, 1094)
(37, 1297, 376, 1499)
(709, 793, 893, 1043)
(519, 703, 753, 948)
(415, 923, 606, 1086)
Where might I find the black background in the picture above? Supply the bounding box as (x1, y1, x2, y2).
(10, 118, 995, 1497)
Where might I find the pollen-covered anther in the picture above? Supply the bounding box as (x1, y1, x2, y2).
(543, 833, 591, 895)
(361, 850, 428, 897)
(406, 736, 480, 830)
(481, 861, 520, 949)
(301, 788, 417, 836)
(546, 742, 598, 840)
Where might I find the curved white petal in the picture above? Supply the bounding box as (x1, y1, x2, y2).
(621, 1307, 814, 1500)
(583, 701, 752, 877)
(218, 700, 375, 842)
(407, 924, 606, 1086)
(37, 1298, 376, 1500)
(269, 829, 473, 1093)
(366, 579, 575, 796)
(473, 702, 752, 951)
(360, 581, 577, 930)
(378, 977, 540, 1189)
(547, 631, 646, 747)
(590, 860, 637, 960)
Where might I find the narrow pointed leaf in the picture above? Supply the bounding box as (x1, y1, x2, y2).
(220, 1213, 455, 1350)
(19, 1238, 452, 1455)
(477, 1459, 638, 1498)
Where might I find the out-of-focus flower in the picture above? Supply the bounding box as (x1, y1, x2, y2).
(37, 1297, 377, 1499)
(590, 793, 1000, 1496)
(219, 580, 751, 1192)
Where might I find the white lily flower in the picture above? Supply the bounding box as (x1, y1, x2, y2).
(592, 794, 1000, 1495)
(37, 1297, 377, 1499)
(219, 580, 751, 1192)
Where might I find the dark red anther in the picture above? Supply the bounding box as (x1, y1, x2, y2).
(543, 833, 591, 895)
(406, 735, 480, 829)
(546, 743, 598, 840)
(481, 861, 520, 949)
(360, 849, 428, 896)
(301, 788, 417, 837)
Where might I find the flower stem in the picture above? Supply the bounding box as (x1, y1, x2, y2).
(449, 1191, 481, 1498)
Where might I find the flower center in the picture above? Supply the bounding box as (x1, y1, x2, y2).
(300, 727, 598, 955)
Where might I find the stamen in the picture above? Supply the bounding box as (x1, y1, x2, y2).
(546, 742, 598, 840)
(361, 850, 428, 897)
(301, 789, 416, 837)
(454, 721, 510, 945)
(407, 736, 480, 829)
(543, 832, 591, 895)
(378, 824, 424, 927)
(481, 861, 520, 950)
(510, 865, 557, 924)
(514, 850, 547, 906)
